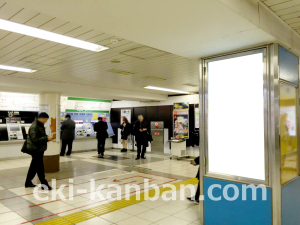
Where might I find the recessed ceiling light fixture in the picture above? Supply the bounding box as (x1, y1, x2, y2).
(144, 86, 189, 94)
(0, 64, 37, 73)
(0, 19, 109, 52)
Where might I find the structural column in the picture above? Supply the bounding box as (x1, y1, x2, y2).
(39, 92, 61, 173)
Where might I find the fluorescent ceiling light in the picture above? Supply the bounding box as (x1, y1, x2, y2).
(0, 64, 37, 73)
(144, 86, 189, 94)
(0, 19, 108, 52)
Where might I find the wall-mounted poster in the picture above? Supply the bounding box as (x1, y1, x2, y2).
(280, 106, 297, 136)
(173, 102, 189, 138)
(121, 109, 131, 124)
(195, 107, 199, 129)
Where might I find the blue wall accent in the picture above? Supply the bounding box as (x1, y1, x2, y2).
(282, 178, 300, 225)
(279, 45, 299, 85)
(204, 177, 271, 225)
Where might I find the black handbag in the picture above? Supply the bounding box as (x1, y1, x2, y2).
(21, 140, 32, 155)
(147, 132, 153, 142)
(21, 129, 33, 155)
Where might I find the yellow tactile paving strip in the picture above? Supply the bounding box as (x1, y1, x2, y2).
(37, 178, 198, 225)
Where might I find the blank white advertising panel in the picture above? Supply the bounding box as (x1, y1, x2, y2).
(207, 52, 265, 180)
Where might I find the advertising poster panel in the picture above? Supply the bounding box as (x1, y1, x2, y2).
(173, 102, 189, 138)
(121, 109, 131, 124)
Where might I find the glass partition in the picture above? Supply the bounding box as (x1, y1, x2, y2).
(206, 50, 266, 182)
(279, 83, 299, 184)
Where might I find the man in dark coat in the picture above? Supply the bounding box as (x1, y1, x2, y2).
(187, 156, 200, 203)
(25, 112, 54, 190)
(94, 117, 108, 158)
(60, 114, 75, 156)
(133, 115, 148, 160)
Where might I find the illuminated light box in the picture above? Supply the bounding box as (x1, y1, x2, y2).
(207, 52, 265, 180)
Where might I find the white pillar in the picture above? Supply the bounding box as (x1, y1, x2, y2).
(39, 92, 61, 173)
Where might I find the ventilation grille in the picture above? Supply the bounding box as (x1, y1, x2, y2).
(107, 69, 135, 75)
(144, 76, 166, 81)
(110, 59, 121, 63)
(120, 46, 171, 60)
(183, 83, 199, 87)
(19, 54, 64, 66)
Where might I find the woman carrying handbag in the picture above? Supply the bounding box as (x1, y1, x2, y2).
(120, 117, 131, 152)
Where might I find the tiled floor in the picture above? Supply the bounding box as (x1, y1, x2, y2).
(0, 149, 200, 225)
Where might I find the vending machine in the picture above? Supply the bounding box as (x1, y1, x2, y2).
(6, 123, 23, 141)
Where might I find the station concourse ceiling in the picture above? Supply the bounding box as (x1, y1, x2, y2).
(262, 0, 300, 36)
(0, 0, 277, 101)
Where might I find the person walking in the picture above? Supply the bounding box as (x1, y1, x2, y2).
(187, 156, 200, 203)
(133, 115, 148, 160)
(94, 117, 108, 158)
(120, 116, 131, 152)
(60, 114, 75, 156)
(25, 112, 54, 190)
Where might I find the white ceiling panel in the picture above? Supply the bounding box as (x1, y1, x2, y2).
(261, 0, 300, 35)
(37, 18, 68, 32)
(276, 4, 300, 16)
(290, 21, 300, 27)
(263, 0, 294, 6)
(49, 22, 82, 36)
(0, 32, 26, 48)
(14, 0, 276, 59)
(281, 11, 300, 20)
(0, 39, 49, 62)
(286, 17, 300, 24)
(0, 0, 278, 101)
(0, 2, 24, 20)
(270, 0, 300, 11)
(8, 9, 38, 24)
(0, 30, 11, 39)
(0, 0, 199, 100)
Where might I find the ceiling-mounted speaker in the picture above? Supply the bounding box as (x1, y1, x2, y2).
(110, 59, 121, 63)
(120, 46, 171, 60)
(110, 38, 119, 44)
(107, 69, 134, 75)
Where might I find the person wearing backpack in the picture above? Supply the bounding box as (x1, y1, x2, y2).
(24, 112, 54, 190)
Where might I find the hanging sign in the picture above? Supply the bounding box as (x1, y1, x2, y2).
(0, 92, 39, 111)
(65, 97, 111, 113)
